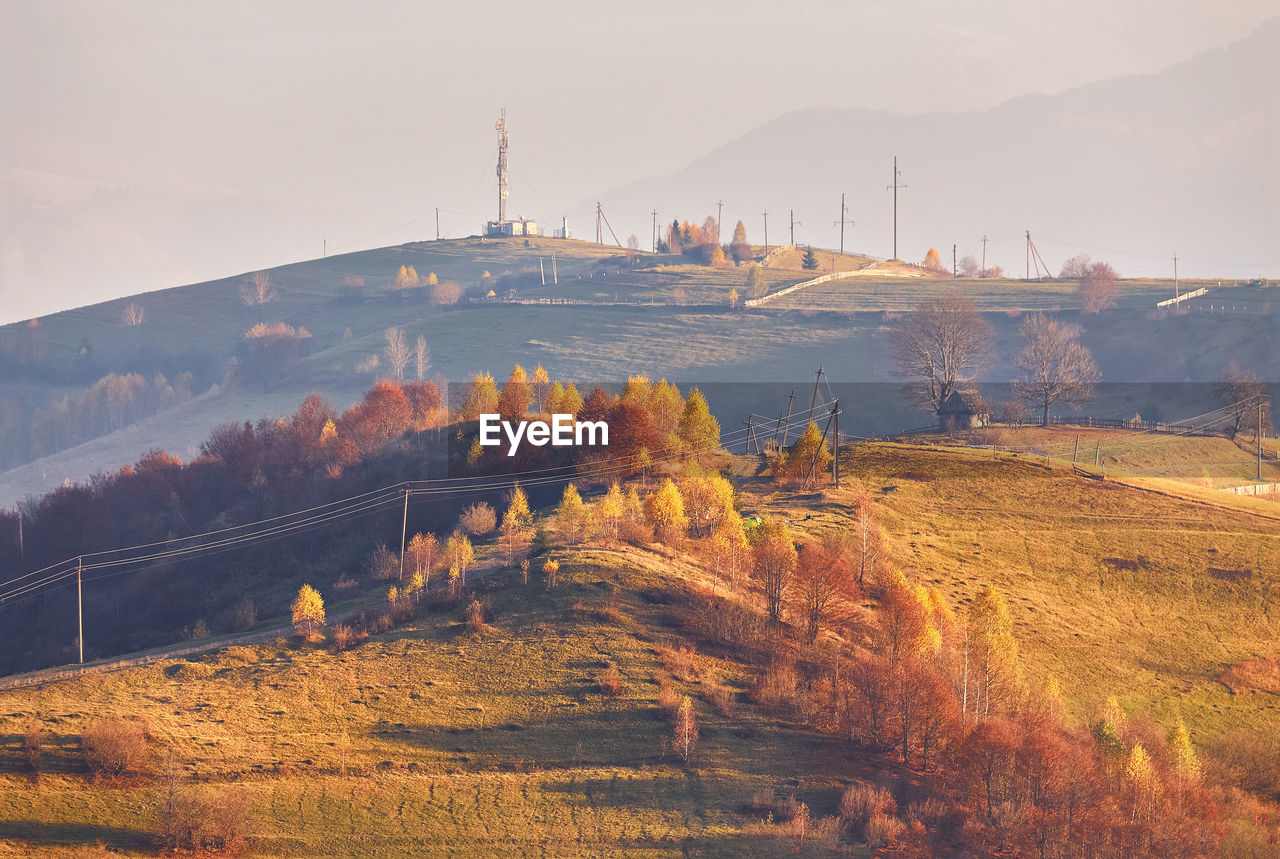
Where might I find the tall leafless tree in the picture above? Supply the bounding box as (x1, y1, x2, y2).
(1076, 261, 1119, 313)
(1010, 313, 1100, 425)
(239, 271, 277, 308)
(1212, 362, 1272, 438)
(383, 327, 411, 379)
(120, 302, 145, 327)
(414, 336, 430, 380)
(889, 295, 994, 417)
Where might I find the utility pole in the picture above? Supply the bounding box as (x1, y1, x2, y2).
(832, 400, 840, 487)
(323, 239, 326, 258)
(762, 211, 769, 253)
(887, 157, 906, 260)
(540, 258, 546, 287)
(552, 251, 558, 284)
(398, 484, 410, 584)
(953, 243, 957, 277)
(436, 207, 440, 240)
(596, 203, 602, 245)
(1173, 254, 1180, 303)
(790, 210, 798, 247)
(781, 391, 795, 447)
(717, 200, 724, 245)
(1026, 231, 1031, 280)
(16, 509, 22, 560)
(834, 193, 854, 256)
(808, 366, 823, 425)
(1260, 399, 1265, 482)
(76, 556, 83, 665)
(981, 235, 988, 276)
(652, 210, 658, 253)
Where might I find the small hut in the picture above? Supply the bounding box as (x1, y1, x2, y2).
(938, 390, 989, 430)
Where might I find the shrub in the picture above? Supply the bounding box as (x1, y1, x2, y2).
(365, 544, 399, 581)
(596, 663, 623, 696)
(459, 502, 497, 536)
(159, 785, 251, 852)
(233, 595, 257, 630)
(331, 624, 356, 651)
(23, 726, 40, 774)
(82, 718, 148, 778)
(465, 598, 486, 632)
(658, 643, 697, 682)
(749, 658, 799, 710)
(703, 676, 735, 717)
(656, 676, 680, 718)
(839, 781, 897, 842)
(221, 646, 257, 664)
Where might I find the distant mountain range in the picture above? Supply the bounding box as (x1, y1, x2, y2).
(589, 18, 1278, 280)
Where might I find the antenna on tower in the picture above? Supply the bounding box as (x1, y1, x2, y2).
(495, 108, 509, 226)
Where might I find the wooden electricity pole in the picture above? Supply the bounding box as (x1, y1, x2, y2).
(832, 400, 840, 487)
(1260, 399, 1265, 482)
(762, 211, 769, 253)
(781, 391, 795, 447)
(77, 556, 84, 665)
(981, 235, 988, 276)
(398, 485, 410, 584)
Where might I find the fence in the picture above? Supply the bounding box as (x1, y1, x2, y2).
(1049, 416, 1235, 438)
(1220, 482, 1280, 498)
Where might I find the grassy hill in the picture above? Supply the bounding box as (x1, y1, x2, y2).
(1, 237, 1274, 507)
(1, 441, 1277, 855)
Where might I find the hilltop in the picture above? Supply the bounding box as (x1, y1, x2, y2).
(2, 235, 1274, 506)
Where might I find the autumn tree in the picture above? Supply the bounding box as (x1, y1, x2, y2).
(644, 478, 689, 545)
(431, 281, 461, 305)
(597, 482, 625, 541)
(852, 493, 882, 588)
(879, 573, 939, 667)
(458, 502, 496, 536)
(678, 473, 733, 537)
(406, 532, 438, 586)
(560, 382, 583, 417)
(889, 295, 995, 417)
(384, 327, 411, 379)
(677, 388, 720, 460)
(531, 365, 551, 412)
(1011, 312, 1101, 425)
(710, 504, 749, 591)
(460, 372, 499, 421)
(922, 248, 945, 273)
(745, 265, 767, 298)
(291, 584, 326, 636)
(730, 220, 751, 263)
(239, 271, 277, 309)
(626, 234, 640, 266)
(958, 255, 982, 277)
(498, 510, 532, 566)
(794, 542, 849, 643)
(777, 421, 831, 485)
(964, 585, 1021, 721)
(444, 532, 475, 594)
(751, 519, 797, 623)
(506, 484, 532, 528)
(498, 365, 532, 417)
(555, 483, 589, 545)
(674, 696, 699, 762)
(1077, 260, 1120, 313)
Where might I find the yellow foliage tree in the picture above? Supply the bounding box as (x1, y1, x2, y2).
(556, 483, 588, 545)
(291, 584, 326, 636)
(644, 478, 689, 545)
(461, 372, 499, 421)
(531, 365, 551, 412)
(498, 364, 531, 417)
(597, 482, 625, 541)
(444, 532, 475, 594)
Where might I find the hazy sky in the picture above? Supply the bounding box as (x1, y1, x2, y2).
(2, 1, 1275, 321)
